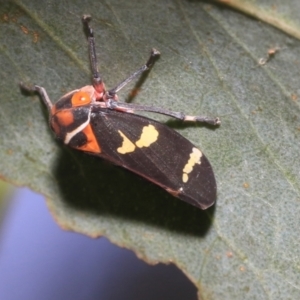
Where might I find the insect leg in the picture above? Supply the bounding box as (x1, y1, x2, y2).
(82, 15, 105, 93)
(107, 100, 220, 125)
(106, 49, 160, 98)
(19, 83, 53, 113)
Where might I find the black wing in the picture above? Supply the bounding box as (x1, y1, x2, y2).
(89, 108, 216, 209)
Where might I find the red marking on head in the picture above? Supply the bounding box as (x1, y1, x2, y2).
(93, 81, 106, 97)
(76, 85, 106, 102)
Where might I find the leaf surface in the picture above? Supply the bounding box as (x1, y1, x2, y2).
(1, 0, 300, 298)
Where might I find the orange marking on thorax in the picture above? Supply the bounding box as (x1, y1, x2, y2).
(77, 123, 101, 153)
(55, 110, 74, 126)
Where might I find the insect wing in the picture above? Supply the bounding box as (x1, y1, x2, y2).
(89, 109, 216, 209)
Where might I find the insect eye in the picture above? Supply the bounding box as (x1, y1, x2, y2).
(71, 91, 91, 107)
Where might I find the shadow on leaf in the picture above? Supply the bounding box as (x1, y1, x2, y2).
(52, 146, 215, 237)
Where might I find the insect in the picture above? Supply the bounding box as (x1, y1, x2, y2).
(20, 15, 220, 210)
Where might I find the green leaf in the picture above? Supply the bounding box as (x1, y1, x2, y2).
(215, 0, 300, 39)
(1, 0, 300, 298)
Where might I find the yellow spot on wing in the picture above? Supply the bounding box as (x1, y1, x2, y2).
(182, 173, 188, 183)
(117, 125, 159, 155)
(135, 125, 159, 148)
(182, 147, 202, 183)
(117, 130, 136, 154)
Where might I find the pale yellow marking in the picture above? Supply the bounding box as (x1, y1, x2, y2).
(182, 173, 188, 183)
(65, 108, 91, 144)
(182, 147, 202, 183)
(117, 130, 136, 154)
(117, 125, 158, 155)
(184, 115, 196, 121)
(135, 125, 159, 148)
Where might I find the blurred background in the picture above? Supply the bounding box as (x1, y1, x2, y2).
(0, 182, 197, 300)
